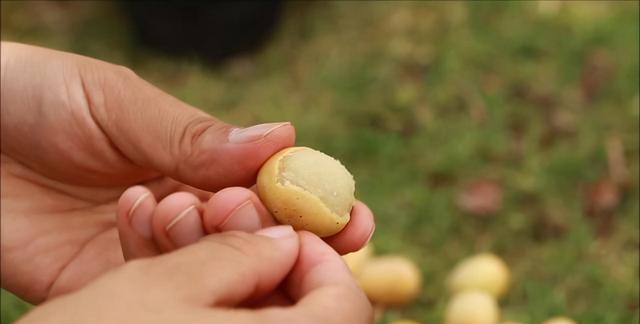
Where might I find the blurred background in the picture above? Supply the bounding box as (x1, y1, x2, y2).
(1, 1, 638, 323)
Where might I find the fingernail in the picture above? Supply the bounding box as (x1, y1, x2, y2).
(228, 122, 290, 144)
(218, 200, 261, 232)
(365, 224, 375, 244)
(166, 206, 204, 246)
(256, 225, 295, 239)
(129, 192, 152, 238)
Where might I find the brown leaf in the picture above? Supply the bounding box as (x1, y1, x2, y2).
(581, 49, 615, 103)
(456, 179, 503, 217)
(583, 178, 621, 237)
(584, 178, 621, 216)
(606, 134, 630, 187)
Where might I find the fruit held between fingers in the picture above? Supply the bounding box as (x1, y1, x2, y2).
(257, 147, 355, 237)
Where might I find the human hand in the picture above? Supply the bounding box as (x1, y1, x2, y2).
(1, 42, 374, 303)
(18, 227, 373, 324)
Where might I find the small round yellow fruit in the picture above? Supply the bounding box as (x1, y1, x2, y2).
(342, 244, 374, 276)
(390, 320, 421, 324)
(541, 317, 577, 324)
(257, 147, 355, 237)
(444, 290, 500, 324)
(447, 253, 510, 298)
(357, 255, 422, 306)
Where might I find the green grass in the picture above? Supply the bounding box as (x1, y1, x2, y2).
(1, 1, 638, 323)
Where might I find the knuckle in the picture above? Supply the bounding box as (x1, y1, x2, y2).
(112, 64, 139, 79)
(203, 231, 258, 259)
(175, 116, 218, 165)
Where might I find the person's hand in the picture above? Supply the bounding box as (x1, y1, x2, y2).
(1, 42, 375, 303)
(18, 227, 373, 324)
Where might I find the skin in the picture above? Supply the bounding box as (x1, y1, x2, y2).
(19, 228, 374, 324)
(1, 42, 375, 322)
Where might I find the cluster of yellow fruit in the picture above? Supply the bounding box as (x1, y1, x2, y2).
(444, 253, 576, 324)
(343, 249, 577, 324)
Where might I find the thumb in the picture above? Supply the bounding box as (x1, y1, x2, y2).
(83, 63, 295, 191)
(145, 226, 299, 306)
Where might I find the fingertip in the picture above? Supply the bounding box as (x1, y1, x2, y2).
(286, 231, 353, 300)
(117, 186, 153, 220)
(183, 123, 296, 191)
(203, 187, 276, 233)
(286, 231, 373, 323)
(153, 192, 205, 251)
(264, 122, 296, 147)
(324, 201, 375, 255)
(117, 186, 159, 259)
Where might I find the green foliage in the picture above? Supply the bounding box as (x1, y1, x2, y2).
(1, 1, 638, 323)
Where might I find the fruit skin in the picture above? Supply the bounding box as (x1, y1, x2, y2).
(390, 320, 421, 324)
(257, 146, 355, 237)
(447, 253, 511, 298)
(342, 244, 374, 276)
(541, 317, 577, 324)
(357, 255, 422, 306)
(444, 290, 500, 324)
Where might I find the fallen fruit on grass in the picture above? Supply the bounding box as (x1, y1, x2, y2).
(447, 253, 511, 298)
(541, 317, 577, 324)
(357, 255, 422, 306)
(257, 147, 355, 237)
(444, 290, 500, 324)
(342, 244, 374, 276)
(390, 320, 421, 324)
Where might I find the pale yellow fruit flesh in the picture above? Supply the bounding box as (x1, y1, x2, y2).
(444, 290, 500, 324)
(357, 255, 422, 306)
(278, 148, 354, 217)
(257, 147, 355, 237)
(447, 253, 511, 298)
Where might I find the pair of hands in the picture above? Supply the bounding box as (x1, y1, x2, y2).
(1, 42, 374, 323)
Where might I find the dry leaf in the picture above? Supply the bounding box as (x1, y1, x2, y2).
(456, 179, 503, 216)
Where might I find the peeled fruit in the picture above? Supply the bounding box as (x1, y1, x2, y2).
(541, 317, 577, 324)
(447, 253, 510, 298)
(444, 290, 500, 324)
(357, 255, 422, 306)
(342, 244, 374, 276)
(257, 147, 355, 237)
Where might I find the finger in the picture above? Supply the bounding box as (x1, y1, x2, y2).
(246, 289, 293, 308)
(151, 192, 205, 252)
(202, 187, 276, 233)
(81, 63, 296, 191)
(324, 201, 375, 255)
(144, 177, 214, 201)
(145, 226, 299, 306)
(285, 232, 373, 323)
(117, 186, 160, 260)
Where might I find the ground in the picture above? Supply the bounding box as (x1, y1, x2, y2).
(1, 1, 638, 323)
